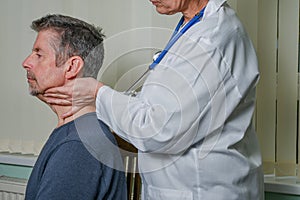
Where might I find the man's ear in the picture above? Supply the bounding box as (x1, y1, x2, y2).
(65, 56, 84, 80)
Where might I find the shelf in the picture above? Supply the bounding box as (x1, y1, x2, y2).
(264, 175, 300, 195)
(0, 153, 37, 167)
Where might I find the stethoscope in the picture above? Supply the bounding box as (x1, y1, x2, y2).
(124, 7, 206, 96)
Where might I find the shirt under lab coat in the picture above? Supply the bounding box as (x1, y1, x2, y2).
(96, 0, 264, 199)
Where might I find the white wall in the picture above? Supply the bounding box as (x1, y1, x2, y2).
(0, 0, 178, 154)
(0, 0, 258, 155)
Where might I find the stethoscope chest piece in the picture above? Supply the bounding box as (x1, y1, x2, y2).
(153, 51, 162, 61)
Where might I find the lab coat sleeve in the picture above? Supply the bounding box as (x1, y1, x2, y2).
(96, 22, 258, 155)
(96, 41, 227, 155)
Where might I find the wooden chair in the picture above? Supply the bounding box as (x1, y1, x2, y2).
(115, 135, 142, 200)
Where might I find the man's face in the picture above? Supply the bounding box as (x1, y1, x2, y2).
(22, 30, 66, 96)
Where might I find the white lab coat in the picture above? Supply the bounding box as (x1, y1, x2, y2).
(96, 0, 264, 199)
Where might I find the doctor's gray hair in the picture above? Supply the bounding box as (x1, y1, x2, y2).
(31, 14, 105, 79)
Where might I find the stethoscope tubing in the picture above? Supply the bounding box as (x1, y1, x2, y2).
(124, 7, 206, 96)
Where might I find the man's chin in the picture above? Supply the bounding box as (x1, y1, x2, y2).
(29, 89, 44, 96)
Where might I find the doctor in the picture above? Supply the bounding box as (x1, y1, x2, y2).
(45, 0, 264, 199)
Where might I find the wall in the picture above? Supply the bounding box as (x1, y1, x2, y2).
(0, 164, 31, 180)
(0, 0, 178, 155)
(1, 0, 300, 199)
(265, 192, 300, 200)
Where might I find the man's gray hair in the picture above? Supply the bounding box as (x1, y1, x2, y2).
(31, 14, 105, 79)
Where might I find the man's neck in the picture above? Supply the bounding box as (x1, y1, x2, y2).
(51, 104, 96, 127)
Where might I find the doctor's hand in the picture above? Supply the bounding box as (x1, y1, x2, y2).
(43, 77, 103, 118)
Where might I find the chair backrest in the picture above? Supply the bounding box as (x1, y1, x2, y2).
(115, 134, 142, 200)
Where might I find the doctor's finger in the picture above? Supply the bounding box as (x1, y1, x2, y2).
(45, 97, 72, 106)
(44, 93, 71, 99)
(45, 84, 73, 95)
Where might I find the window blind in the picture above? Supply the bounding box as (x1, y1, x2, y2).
(256, 0, 300, 176)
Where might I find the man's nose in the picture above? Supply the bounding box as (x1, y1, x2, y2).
(22, 54, 32, 70)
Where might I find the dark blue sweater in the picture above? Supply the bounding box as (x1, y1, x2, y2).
(25, 112, 127, 200)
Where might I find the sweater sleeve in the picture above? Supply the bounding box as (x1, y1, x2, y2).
(35, 141, 104, 200)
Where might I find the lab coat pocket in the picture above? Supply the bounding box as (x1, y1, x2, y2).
(147, 185, 193, 200)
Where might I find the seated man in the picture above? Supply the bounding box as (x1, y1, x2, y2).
(22, 14, 127, 200)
